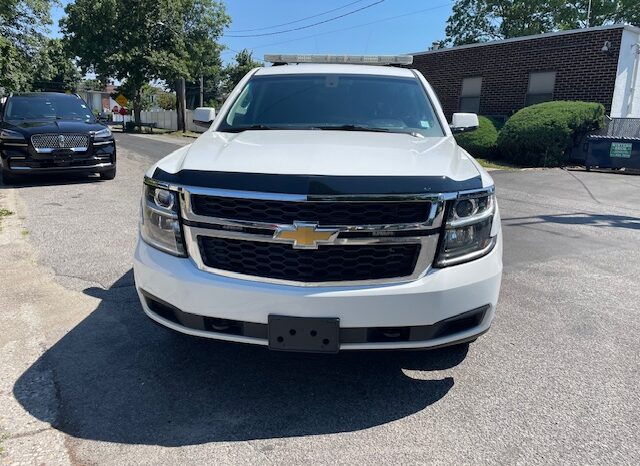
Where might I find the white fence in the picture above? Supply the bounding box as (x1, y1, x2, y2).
(139, 109, 206, 133)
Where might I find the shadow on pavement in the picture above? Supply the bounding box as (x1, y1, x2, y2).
(14, 269, 466, 446)
(0, 172, 103, 189)
(503, 212, 640, 231)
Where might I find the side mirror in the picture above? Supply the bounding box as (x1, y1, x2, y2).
(450, 113, 479, 133)
(193, 107, 216, 127)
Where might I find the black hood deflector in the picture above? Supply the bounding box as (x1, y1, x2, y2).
(152, 168, 483, 195)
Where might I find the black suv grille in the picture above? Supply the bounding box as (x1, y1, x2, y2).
(31, 133, 89, 149)
(198, 237, 421, 282)
(191, 195, 430, 225)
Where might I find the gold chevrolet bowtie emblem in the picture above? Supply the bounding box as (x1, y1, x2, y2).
(273, 222, 340, 249)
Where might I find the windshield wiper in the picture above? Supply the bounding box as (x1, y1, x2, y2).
(222, 124, 280, 133)
(312, 124, 422, 138)
(311, 124, 390, 133)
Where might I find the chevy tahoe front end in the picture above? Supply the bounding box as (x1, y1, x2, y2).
(133, 55, 502, 352)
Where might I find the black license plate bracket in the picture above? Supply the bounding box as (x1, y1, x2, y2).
(268, 315, 340, 353)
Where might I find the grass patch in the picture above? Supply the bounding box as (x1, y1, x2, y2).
(0, 431, 8, 455)
(476, 158, 521, 170)
(167, 130, 201, 138)
(0, 208, 14, 217)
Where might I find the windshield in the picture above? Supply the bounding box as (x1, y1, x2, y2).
(4, 94, 94, 121)
(218, 74, 445, 137)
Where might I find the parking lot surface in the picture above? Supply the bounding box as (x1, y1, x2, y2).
(1, 133, 639, 465)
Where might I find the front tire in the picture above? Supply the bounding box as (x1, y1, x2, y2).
(99, 167, 116, 180)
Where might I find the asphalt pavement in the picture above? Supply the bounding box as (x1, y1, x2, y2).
(1, 133, 639, 465)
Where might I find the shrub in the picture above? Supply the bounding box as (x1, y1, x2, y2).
(455, 115, 499, 159)
(125, 121, 136, 132)
(497, 101, 604, 166)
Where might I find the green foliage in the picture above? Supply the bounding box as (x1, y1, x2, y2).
(62, 0, 230, 122)
(455, 116, 499, 159)
(156, 92, 177, 110)
(497, 101, 605, 166)
(555, 0, 640, 28)
(0, 36, 32, 92)
(78, 79, 104, 91)
(442, 0, 640, 46)
(32, 39, 82, 92)
(0, 0, 51, 44)
(223, 49, 262, 94)
(0, 0, 53, 92)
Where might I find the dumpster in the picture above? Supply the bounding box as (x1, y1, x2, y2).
(585, 118, 640, 170)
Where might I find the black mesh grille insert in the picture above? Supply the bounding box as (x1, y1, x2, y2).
(198, 237, 421, 282)
(191, 196, 430, 225)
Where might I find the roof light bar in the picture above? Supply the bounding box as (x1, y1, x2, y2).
(264, 54, 413, 65)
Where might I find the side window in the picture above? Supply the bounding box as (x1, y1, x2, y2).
(460, 77, 482, 113)
(526, 71, 556, 106)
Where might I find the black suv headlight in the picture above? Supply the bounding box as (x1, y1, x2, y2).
(140, 182, 186, 256)
(435, 190, 497, 267)
(0, 129, 26, 141)
(93, 127, 112, 139)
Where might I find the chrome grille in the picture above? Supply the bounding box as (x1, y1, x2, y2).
(190, 195, 431, 225)
(166, 183, 449, 286)
(31, 133, 89, 152)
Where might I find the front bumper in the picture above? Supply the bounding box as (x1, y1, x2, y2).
(0, 140, 116, 174)
(133, 232, 503, 351)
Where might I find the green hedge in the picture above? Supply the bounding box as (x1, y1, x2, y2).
(455, 115, 499, 159)
(497, 101, 605, 166)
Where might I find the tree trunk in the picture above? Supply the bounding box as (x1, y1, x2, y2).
(134, 87, 142, 126)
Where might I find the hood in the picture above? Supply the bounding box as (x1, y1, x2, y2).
(161, 130, 480, 178)
(2, 119, 106, 136)
(151, 130, 488, 195)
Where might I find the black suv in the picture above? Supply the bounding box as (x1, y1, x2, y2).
(0, 92, 116, 184)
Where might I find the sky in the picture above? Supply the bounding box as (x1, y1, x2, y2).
(50, 0, 453, 64)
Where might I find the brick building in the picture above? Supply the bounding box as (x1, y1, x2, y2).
(410, 24, 640, 119)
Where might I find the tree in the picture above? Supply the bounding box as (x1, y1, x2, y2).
(441, 0, 640, 46)
(78, 78, 105, 92)
(0, 0, 53, 92)
(223, 49, 262, 94)
(157, 91, 177, 110)
(62, 0, 229, 124)
(556, 0, 640, 28)
(32, 39, 82, 92)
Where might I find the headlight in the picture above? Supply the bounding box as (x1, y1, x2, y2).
(435, 191, 497, 267)
(93, 127, 112, 139)
(140, 182, 186, 256)
(0, 129, 25, 141)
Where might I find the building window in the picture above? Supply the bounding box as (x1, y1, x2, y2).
(460, 77, 482, 113)
(526, 71, 556, 106)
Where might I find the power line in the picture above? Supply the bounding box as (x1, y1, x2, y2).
(224, 47, 267, 63)
(241, 2, 453, 51)
(225, 0, 385, 38)
(227, 0, 367, 33)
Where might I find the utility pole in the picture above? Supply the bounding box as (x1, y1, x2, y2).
(199, 74, 204, 107)
(175, 77, 187, 132)
(586, 0, 592, 27)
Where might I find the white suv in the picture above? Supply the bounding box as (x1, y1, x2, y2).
(133, 55, 502, 353)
